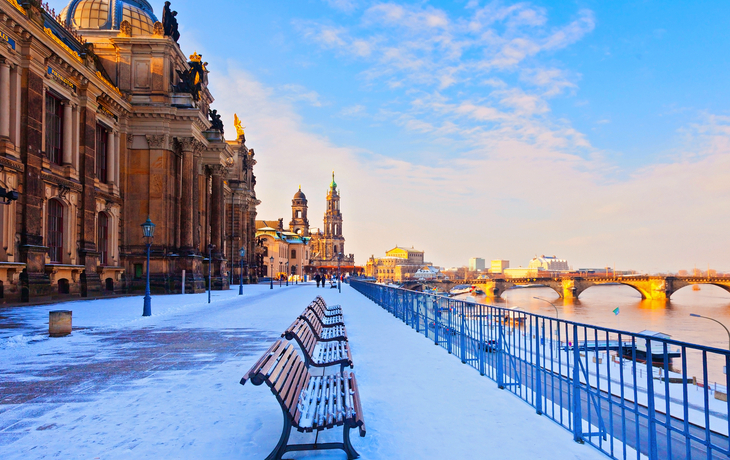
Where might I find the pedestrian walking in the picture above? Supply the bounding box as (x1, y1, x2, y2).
(315, 274, 321, 287)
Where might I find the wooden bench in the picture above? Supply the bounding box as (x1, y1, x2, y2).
(313, 296, 342, 315)
(301, 308, 348, 339)
(283, 317, 353, 370)
(306, 303, 344, 326)
(241, 339, 366, 460)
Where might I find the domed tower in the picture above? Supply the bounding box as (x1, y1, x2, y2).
(289, 186, 309, 236)
(60, 0, 158, 36)
(323, 171, 345, 260)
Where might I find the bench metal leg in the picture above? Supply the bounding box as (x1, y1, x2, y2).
(343, 425, 360, 459)
(265, 410, 292, 460)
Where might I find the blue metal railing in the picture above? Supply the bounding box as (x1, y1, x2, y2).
(350, 279, 730, 460)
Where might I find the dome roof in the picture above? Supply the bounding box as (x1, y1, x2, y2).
(293, 186, 306, 200)
(60, 0, 158, 35)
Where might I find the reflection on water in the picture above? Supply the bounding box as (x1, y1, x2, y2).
(462, 284, 730, 350)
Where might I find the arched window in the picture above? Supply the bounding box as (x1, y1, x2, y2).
(296, 210, 301, 218)
(333, 244, 338, 255)
(98, 212, 109, 265)
(45, 94, 63, 165)
(47, 199, 64, 263)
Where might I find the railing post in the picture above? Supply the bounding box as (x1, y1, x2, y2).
(645, 338, 659, 460)
(415, 295, 421, 332)
(478, 304, 485, 376)
(447, 300, 453, 354)
(497, 312, 505, 389)
(460, 303, 466, 363)
(435, 297, 440, 346)
(535, 318, 543, 415)
(572, 324, 584, 443)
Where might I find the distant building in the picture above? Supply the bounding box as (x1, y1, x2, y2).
(529, 255, 570, 272)
(413, 266, 444, 281)
(503, 267, 539, 278)
(255, 219, 309, 280)
(469, 258, 486, 271)
(491, 260, 510, 274)
(365, 246, 429, 283)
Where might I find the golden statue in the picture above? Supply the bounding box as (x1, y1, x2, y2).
(234, 114, 246, 140)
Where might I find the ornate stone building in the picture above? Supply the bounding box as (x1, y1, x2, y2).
(0, 0, 258, 303)
(306, 173, 355, 275)
(365, 247, 429, 283)
(254, 217, 309, 281)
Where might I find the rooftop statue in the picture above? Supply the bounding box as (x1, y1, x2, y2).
(208, 109, 224, 134)
(162, 1, 180, 43)
(234, 114, 246, 142)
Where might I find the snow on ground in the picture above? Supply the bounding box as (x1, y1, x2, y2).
(0, 283, 606, 459)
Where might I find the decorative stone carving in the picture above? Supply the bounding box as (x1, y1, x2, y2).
(119, 20, 132, 37)
(145, 134, 168, 149)
(153, 21, 164, 37)
(126, 134, 134, 145)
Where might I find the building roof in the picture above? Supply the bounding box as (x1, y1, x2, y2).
(293, 186, 306, 200)
(61, 0, 158, 34)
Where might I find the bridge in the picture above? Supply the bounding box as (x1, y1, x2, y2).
(402, 275, 730, 301)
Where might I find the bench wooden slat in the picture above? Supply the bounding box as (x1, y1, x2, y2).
(348, 371, 367, 437)
(240, 339, 287, 385)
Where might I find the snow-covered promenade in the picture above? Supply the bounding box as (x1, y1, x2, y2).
(0, 283, 606, 459)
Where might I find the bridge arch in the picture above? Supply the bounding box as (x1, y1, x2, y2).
(670, 283, 730, 298)
(577, 282, 652, 300)
(499, 283, 564, 300)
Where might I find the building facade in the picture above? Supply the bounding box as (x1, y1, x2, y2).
(365, 246, 428, 283)
(0, 0, 258, 303)
(468, 257, 485, 271)
(254, 217, 308, 281)
(528, 255, 570, 272)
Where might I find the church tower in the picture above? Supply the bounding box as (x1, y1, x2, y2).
(323, 172, 345, 260)
(289, 186, 309, 236)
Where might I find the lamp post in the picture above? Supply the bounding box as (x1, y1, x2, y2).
(337, 252, 343, 293)
(285, 261, 289, 286)
(269, 256, 274, 289)
(690, 313, 730, 349)
(238, 247, 245, 295)
(141, 217, 155, 317)
(207, 244, 214, 304)
(279, 262, 283, 287)
(533, 297, 559, 318)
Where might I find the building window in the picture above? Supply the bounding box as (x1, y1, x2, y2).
(45, 94, 63, 165)
(47, 199, 64, 263)
(291, 249, 296, 259)
(96, 124, 108, 183)
(98, 212, 109, 265)
(296, 210, 301, 218)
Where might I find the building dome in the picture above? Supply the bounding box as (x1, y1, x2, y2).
(60, 0, 158, 35)
(293, 186, 307, 201)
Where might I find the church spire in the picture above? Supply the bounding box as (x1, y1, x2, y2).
(330, 171, 337, 190)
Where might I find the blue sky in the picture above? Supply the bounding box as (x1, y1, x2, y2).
(52, 0, 730, 271)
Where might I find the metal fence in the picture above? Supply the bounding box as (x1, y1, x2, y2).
(350, 279, 730, 460)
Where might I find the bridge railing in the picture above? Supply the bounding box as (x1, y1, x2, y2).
(350, 279, 730, 460)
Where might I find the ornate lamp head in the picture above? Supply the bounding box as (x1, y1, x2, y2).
(141, 217, 156, 240)
(239, 247, 246, 258)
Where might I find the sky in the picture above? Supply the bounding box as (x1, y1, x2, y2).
(53, 0, 730, 272)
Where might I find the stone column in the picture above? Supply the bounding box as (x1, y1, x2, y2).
(0, 62, 10, 138)
(10, 65, 21, 146)
(192, 146, 203, 252)
(106, 130, 115, 184)
(210, 165, 224, 255)
(62, 102, 73, 165)
(179, 138, 194, 250)
(114, 132, 120, 184)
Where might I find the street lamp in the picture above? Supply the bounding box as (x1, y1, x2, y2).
(238, 247, 245, 295)
(533, 297, 559, 318)
(285, 261, 289, 286)
(337, 252, 343, 293)
(141, 217, 155, 317)
(207, 244, 214, 304)
(269, 256, 274, 289)
(690, 313, 730, 349)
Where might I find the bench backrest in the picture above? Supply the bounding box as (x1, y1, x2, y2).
(308, 301, 330, 319)
(240, 339, 310, 423)
(283, 317, 318, 358)
(301, 308, 326, 333)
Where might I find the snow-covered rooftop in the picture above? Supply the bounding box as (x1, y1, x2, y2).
(0, 285, 605, 459)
